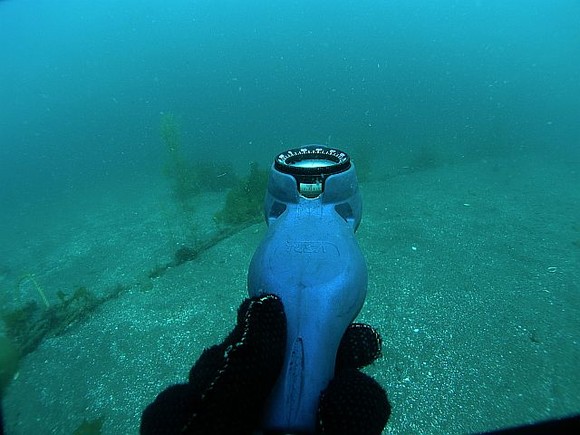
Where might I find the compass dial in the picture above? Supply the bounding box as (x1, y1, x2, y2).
(274, 145, 351, 197)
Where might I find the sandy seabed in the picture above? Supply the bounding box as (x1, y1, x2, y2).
(1, 151, 579, 434)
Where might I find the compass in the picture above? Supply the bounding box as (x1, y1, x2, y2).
(274, 145, 351, 197)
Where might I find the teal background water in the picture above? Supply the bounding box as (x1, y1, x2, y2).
(1, 0, 579, 200)
(1, 1, 579, 434)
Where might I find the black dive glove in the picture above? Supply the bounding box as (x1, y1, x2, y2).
(140, 294, 390, 434)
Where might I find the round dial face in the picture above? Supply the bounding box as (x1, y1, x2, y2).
(274, 145, 350, 178)
(274, 145, 351, 197)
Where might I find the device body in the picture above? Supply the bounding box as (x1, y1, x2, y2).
(248, 146, 367, 433)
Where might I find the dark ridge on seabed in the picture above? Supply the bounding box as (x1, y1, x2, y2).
(1, 220, 259, 359)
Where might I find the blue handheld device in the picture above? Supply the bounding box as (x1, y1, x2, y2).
(248, 145, 367, 433)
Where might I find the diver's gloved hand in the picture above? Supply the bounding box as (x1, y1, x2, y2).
(319, 322, 391, 434)
(140, 294, 286, 434)
(140, 294, 390, 435)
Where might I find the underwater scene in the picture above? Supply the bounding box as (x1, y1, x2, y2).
(1, 0, 579, 433)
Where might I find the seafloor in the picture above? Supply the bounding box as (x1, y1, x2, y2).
(1, 150, 579, 434)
